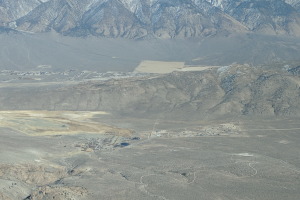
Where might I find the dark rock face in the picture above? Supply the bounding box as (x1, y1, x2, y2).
(288, 66, 300, 75)
(2, 0, 300, 38)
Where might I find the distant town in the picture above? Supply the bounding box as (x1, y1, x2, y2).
(0, 70, 147, 83)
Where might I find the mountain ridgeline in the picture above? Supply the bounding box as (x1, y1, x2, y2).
(1, 65, 299, 119)
(1, 0, 300, 39)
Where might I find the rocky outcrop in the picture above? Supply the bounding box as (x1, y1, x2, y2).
(0, 163, 88, 200)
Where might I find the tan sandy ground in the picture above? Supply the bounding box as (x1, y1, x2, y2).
(134, 60, 222, 74)
(0, 111, 133, 136)
(134, 60, 185, 74)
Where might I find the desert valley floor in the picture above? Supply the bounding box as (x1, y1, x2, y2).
(0, 110, 299, 200)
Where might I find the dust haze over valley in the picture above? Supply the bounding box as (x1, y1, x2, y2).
(1, 32, 300, 71)
(1, 0, 300, 200)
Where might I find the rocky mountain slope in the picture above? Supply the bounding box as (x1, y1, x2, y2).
(206, 0, 300, 36)
(1, 0, 300, 38)
(13, 0, 246, 38)
(0, 0, 41, 26)
(284, 0, 300, 11)
(1, 65, 299, 119)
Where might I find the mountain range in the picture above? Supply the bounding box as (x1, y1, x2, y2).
(1, 64, 299, 118)
(1, 0, 300, 38)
